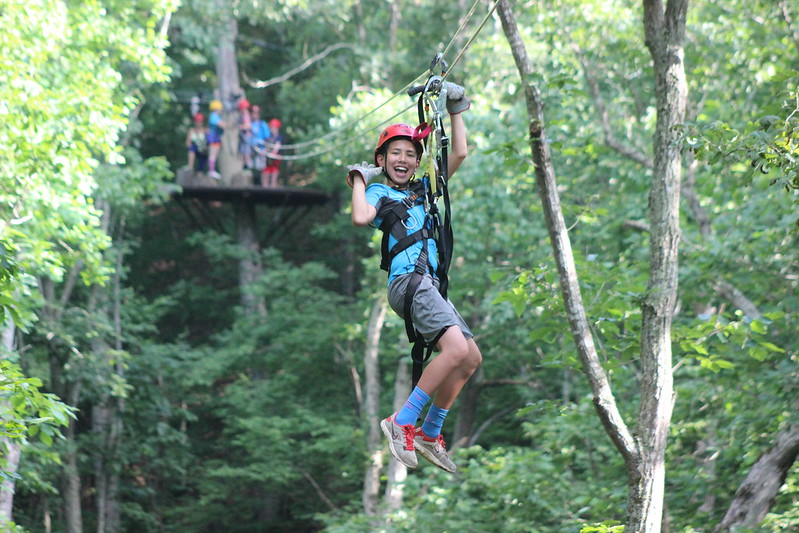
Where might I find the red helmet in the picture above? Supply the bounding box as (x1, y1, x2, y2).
(269, 118, 282, 129)
(193, 112, 204, 122)
(237, 98, 250, 110)
(374, 123, 423, 164)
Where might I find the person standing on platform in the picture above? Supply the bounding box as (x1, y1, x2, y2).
(250, 105, 270, 185)
(262, 118, 283, 187)
(238, 98, 253, 169)
(185, 112, 208, 172)
(207, 99, 226, 180)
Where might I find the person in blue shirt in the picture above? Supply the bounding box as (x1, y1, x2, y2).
(348, 82, 481, 473)
(207, 99, 226, 179)
(250, 105, 270, 185)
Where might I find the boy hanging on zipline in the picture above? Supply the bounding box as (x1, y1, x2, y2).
(347, 80, 482, 473)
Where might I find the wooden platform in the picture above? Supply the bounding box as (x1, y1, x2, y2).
(175, 183, 329, 206)
(172, 168, 330, 207)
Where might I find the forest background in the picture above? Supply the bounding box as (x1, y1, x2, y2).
(1, 0, 798, 532)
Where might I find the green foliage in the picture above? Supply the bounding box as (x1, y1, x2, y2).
(1, 0, 174, 288)
(682, 70, 799, 192)
(0, 240, 24, 327)
(7, 0, 799, 532)
(0, 359, 74, 451)
(580, 522, 625, 533)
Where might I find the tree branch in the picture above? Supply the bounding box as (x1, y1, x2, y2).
(467, 404, 521, 447)
(716, 426, 799, 531)
(497, 0, 638, 468)
(301, 470, 337, 512)
(243, 43, 356, 89)
(711, 281, 761, 319)
(574, 46, 653, 169)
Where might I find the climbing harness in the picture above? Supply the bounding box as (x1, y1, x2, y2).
(377, 54, 456, 390)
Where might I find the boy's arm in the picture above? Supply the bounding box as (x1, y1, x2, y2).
(347, 163, 381, 226)
(447, 112, 467, 177)
(351, 180, 376, 226)
(442, 81, 469, 178)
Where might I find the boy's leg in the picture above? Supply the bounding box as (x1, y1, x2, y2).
(413, 334, 481, 472)
(416, 331, 482, 409)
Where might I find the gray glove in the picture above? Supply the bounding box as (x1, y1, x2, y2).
(442, 81, 470, 115)
(346, 161, 383, 188)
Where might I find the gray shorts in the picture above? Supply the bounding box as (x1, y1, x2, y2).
(387, 273, 473, 345)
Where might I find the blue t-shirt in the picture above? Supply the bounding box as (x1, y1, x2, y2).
(208, 111, 224, 144)
(251, 120, 270, 142)
(365, 181, 438, 285)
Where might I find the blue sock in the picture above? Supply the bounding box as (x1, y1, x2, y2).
(395, 387, 430, 426)
(421, 404, 449, 438)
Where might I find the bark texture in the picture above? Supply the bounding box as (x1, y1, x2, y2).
(717, 426, 799, 531)
(361, 297, 387, 516)
(634, 1, 688, 530)
(214, 10, 245, 182)
(234, 200, 267, 317)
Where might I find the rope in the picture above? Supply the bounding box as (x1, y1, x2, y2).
(442, 0, 501, 81)
(260, 0, 499, 162)
(277, 71, 426, 151)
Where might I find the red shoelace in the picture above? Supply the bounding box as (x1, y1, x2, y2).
(400, 424, 416, 450)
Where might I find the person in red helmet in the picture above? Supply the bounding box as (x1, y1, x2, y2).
(348, 81, 481, 473)
(237, 98, 253, 169)
(250, 106, 270, 185)
(185, 112, 208, 172)
(262, 118, 283, 187)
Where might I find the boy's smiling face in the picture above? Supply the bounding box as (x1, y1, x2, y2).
(377, 139, 420, 186)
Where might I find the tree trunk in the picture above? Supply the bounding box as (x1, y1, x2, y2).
(362, 296, 387, 516)
(387, 0, 400, 54)
(0, 321, 20, 523)
(63, 390, 83, 533)
(91, 230, 126, 533)
(717, 426, 799, 531)
(43, 329, 83, 533)
(215, 7, 244, 182)
(496, 0, 636, 467)
(384, 357, 410, 513)
(633, 1, 688, 531)
(498, 1, 688, 531)
(234, 200, 267, 317)
(92, 386, 123, 533)
(0, 439, 20, 522)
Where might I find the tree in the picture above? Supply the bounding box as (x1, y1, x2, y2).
(0, 1, 175, 530)
(497, 0, 687, 530)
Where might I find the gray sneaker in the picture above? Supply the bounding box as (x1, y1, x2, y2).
(414, 428, 457, 473)
(380, 414, 418, 468)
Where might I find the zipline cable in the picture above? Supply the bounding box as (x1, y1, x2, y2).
(277, 71, 427, 151)
(262, 0, 500, 161)
(441, 0, 501, 81)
